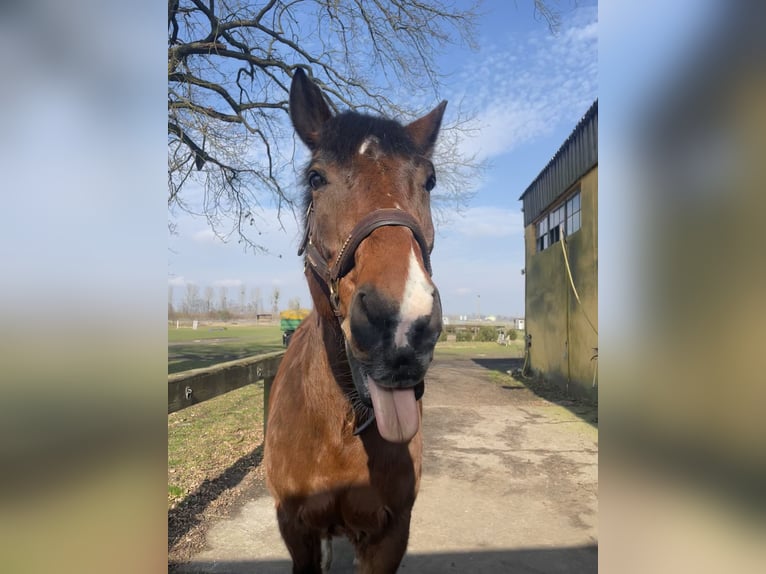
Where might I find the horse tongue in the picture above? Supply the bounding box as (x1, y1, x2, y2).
(366, 377, 420, 443)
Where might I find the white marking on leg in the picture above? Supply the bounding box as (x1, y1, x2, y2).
(321, 537, 333, 573)
(394, 248, 434, 347)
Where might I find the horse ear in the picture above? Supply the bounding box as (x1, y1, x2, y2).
(405, 101, 447, 157)
(290, 68, 332, 149)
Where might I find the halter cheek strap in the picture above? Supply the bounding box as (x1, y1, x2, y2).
(298, 204, 433, 316)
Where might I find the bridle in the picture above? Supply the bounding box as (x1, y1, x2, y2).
(298, 203, 433, 318)
(297, 202, 434, 434)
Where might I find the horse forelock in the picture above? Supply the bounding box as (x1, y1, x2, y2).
(317, 112, 417, 165)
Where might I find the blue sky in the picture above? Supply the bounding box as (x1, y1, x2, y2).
(168, 1, 598, 318)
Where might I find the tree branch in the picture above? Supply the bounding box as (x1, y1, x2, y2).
(168, 0, 485, 252)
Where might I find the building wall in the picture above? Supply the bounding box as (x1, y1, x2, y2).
(524, 167, 598, 401)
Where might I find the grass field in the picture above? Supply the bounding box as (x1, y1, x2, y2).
(168, 381, 265, 509)
(168, 324, 283, 373)
(434, 339, 525, 359)
(168, 322, 526, 373)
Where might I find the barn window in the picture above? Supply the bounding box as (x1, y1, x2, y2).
(536, 216, 548, 252)
(535, 189, 581, 252)
(566, 192, 581, 235)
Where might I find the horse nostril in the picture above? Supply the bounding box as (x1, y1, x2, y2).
(406, 313, 441, 351)
(350, 286, 396, 351)
(357, 290, 369, 314)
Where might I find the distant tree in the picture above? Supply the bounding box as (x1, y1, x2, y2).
(239, 284, 247, 315)
(204, 285, 214, 315)
(251, 286, 263, 315)
(168, 285, 175, 319)
(288, 297, 301, 311)
(167, 0, 498, 251)
(271, 287, 280, 315)
(183, 283, 200, 315)
(218, 286, 228, 311)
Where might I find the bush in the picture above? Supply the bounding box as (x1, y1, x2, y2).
(476, 326, 497, 342)
(456, 330, 472, 342)
(438, 329, 448, 342)
(507, 329, 519, 341)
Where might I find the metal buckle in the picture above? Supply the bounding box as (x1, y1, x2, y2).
(329, 279, 340, 310)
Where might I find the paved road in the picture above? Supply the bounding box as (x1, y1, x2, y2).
(178, 354, 598, 573)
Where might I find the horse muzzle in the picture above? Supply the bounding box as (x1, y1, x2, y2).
(346, 284, 441, 443)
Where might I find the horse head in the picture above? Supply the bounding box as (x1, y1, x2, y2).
(290, 68, 445, 443)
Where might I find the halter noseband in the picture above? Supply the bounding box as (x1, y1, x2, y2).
(298, 204, 433, 316)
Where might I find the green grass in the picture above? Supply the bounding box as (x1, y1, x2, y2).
(168, 322, 527, 373)
(168, 485, 184, 498)
(434, 340, 525, 359)
(487, 370, 525, 388)
(168, 381, 265, 508)
(168, 323, 282, 343)
(168, 324, 283, 373)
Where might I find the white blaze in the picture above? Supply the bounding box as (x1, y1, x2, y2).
(394, 248, 434, 347)
(358, 136, 377, 156)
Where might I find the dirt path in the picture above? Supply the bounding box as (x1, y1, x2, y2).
(176, 354, 598, 573)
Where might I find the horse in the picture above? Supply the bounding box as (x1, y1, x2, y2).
(264, 68, 446, 573)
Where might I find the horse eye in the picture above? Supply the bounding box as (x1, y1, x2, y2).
(424, 173, 436, 192)
(308, 170, 326, 190)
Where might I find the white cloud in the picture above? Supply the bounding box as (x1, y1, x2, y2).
(460, 101, 549, 162)
(167, 276, 187, 286)
(452, 6, 598, 162)
(567, 21, 598, 43)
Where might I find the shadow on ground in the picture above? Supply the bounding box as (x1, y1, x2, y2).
(471, 357, 598, 427)
(169, 444, 265, 549)
(177, 544, 597, 574)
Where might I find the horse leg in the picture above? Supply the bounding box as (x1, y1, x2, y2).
(354, 513, 411, 574)
(320, 536, 333, 573)
(276, 503, 323, 574)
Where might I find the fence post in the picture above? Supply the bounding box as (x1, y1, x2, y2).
(263, 375, 274, 435)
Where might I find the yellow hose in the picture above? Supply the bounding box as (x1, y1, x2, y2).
(560, 235, 598, 335)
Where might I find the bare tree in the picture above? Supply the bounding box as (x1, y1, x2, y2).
(239, 284, 247, 315)
(183, 283, 200, 315)
(168, 0, 488, 250)
(271, 287, 280, 316)
(288, 296, 301, 311)
(168, 285, 176, 319)
(218, 285, 228, 311)
(204, 285, 214, 315)
(533, 0, 562, 33)
(251, 286, 263, 316)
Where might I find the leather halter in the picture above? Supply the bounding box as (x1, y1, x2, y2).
(298, 204, 433, 316)
(297, 203, 433, 435)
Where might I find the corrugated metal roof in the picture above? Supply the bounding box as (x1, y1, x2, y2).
(519, 100, 598, 226)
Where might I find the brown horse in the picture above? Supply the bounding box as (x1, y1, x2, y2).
(264, 69, 446, 573)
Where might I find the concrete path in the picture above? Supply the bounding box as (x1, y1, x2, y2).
(178, 355, 598, 573)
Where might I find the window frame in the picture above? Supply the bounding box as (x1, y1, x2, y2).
(534, 188, 582, 252)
